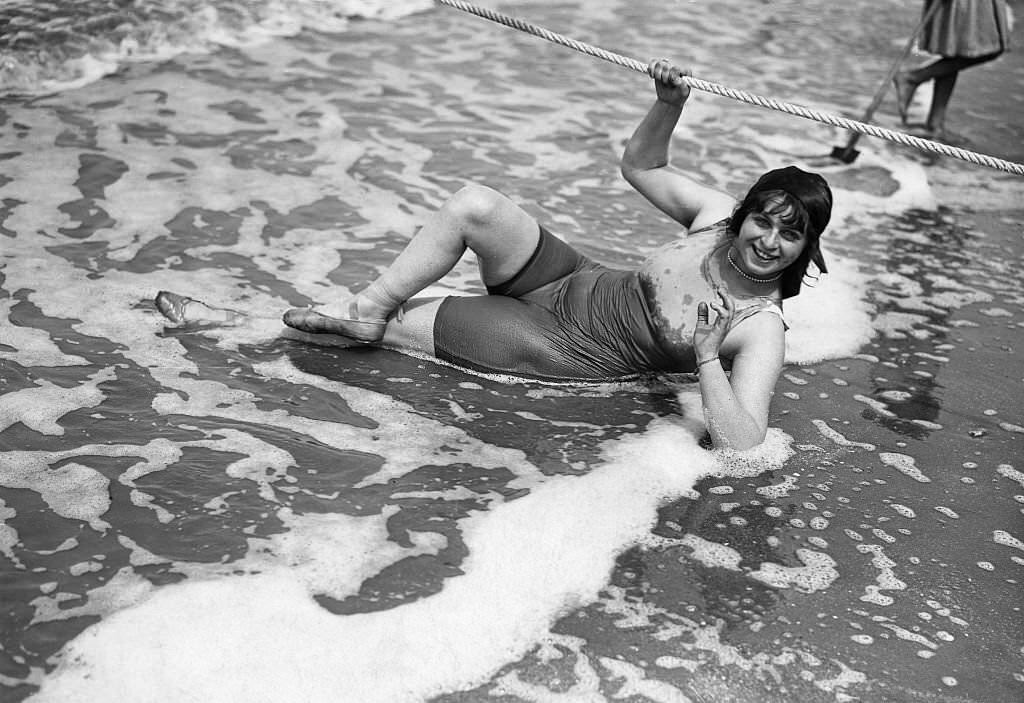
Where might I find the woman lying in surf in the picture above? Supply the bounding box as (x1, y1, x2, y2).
(157, 60, 832, 450)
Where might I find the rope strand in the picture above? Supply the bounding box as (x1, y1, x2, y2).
(438, 0, 1024, 177)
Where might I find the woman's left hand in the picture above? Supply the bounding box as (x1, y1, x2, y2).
(693, 286, 734, 364)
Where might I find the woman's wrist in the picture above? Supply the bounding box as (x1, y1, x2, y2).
(696, 356, 719, 369)
(657, 95, 687, 108)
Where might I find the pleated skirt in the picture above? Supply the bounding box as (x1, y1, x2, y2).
(920, 0, 1012, 57)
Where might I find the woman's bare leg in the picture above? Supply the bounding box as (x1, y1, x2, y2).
(375, 297, 445, 355)
(895, 52, 1001, 128)
(926, 72, 958, 134)
(282, 184, 541, 343)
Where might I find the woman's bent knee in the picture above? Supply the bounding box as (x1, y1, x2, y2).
(438, 184, 539, 280)
(445, 184, 509, 228)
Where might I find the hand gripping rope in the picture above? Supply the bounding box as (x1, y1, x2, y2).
(438, 0, 1024, 177)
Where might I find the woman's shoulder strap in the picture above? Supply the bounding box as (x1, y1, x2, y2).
(732, 298, 788, 331)
(687, 217, 731, 237)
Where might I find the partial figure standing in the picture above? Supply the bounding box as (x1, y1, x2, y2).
(894, 0, 1011, 141)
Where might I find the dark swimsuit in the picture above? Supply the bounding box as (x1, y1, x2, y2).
(432, 223, 782, 382)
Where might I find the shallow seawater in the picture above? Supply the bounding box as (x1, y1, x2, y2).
(2, 1, 1023, 701)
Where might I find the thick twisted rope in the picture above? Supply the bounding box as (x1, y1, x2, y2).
(438, 0, 1024, 177)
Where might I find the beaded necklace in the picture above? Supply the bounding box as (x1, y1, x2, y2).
(727, 248, 782, 284)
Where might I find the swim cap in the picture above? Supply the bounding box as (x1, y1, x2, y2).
(749, 165, 832, 237)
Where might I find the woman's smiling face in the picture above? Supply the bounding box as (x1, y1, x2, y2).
(734, 195, 808, 277)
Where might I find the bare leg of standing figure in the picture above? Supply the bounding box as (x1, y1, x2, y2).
(926, 71, 958, 135)
(894, 52, 1002, 131)
(281, 184, 542, 354)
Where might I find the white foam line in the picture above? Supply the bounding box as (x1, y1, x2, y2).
(30, 406, 792, 703)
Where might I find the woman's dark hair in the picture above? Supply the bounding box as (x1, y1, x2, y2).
(727, 166, 833, 298)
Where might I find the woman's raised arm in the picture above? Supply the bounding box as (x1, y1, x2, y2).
(620, 60, 735, 231)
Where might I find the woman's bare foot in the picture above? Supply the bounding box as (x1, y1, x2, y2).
(892, 73, 916, 124)
(922, 125, 967, 146)
(906, 123, 935, 138)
